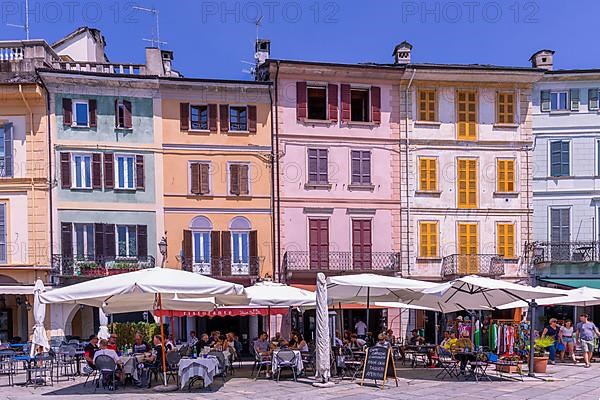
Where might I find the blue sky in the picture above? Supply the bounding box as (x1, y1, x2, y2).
(1, 0, 599, 79)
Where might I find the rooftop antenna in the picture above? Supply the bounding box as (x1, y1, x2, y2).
(133, 6, 165, 48)
(6, 0, 30, 40)
(255, 15, 263, 41)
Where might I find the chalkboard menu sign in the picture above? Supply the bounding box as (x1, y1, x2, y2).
(360, 345, 398, 388)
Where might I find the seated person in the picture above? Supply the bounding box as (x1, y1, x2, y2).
(271, 332, 288, 347)
(195, 333, 210, 354)
(442, 332, 458, 350)
(84, 335, 98, 368)
(254, 332, 271, 355)
(365, 332, 376, 347)
(290, 333, 309, 352)
(207, 331, 220, 346)
(107, 334, 118, 351)
(132, 332, 151, 354)
(408, 329, 426, 346)
(333, 331, 344, 347)
(347, 334, 366, 351)
(385, 329, 396, 346)
(139, 335, 164, 387)
(439, 331, 451, 348)
(376, 333, 390, 348)
(453, 331, 476, 372)
(93, 339, 122, 383)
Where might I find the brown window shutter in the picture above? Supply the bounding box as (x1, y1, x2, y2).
(180, 102, 189, 130)
(249, 229, 258, 265)
(371, 86, 381, 124)
(135, 154, 145, 190)
(94, 223, 105, 259)
(89, 99, 97, 127)
(61, 222, 73, 257)
(341, 84, 351, 122)
(221, 231, 231, 276)
(137, 225, 148, 258)
(328, 84, 338, 122)
(60, 152, 71, 189)
(230, 164, 240, 195)
(296, 82, 307, 121)
(182, 229, 192, 267)
(208, 104, 218, 132)
(248, 105, 257, 133)
(114, 99, 119, 127)
(104, 224, 116, 258)
(92, 153, 102, 189)
(240, 164, 249, 195)
(124, 100, 133, 128)
(200, 163, 210, 194)
(211, 231, 221, 271)
(219, 104, 229, 133)
(104, 153, 114, 189)
(62, 98, 72, 126)
(190, 163, 200, 194)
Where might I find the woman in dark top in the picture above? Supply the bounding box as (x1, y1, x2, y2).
(542, 318, 560, 365)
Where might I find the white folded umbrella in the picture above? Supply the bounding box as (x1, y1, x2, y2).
(497, 286, 600, 309)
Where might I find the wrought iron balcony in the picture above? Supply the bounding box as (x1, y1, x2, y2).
(283, 251, 401, 282)
(181, 256, 261, 282)
(531, 241, 600, 264)
(51, 255, 155, 278)
(441, 254, 505, 279)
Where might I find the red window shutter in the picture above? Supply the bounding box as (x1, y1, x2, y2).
(89, 99, 97, 127)
(230, 164, 240, 195)
(124, 100, 133, 128)
(180, 102, 189, 130)
(296, 82, 307, 121)
(135, 154, 145, 190)
(328, 84, 338, 122)
(248, 105, 257, 133)
(309, 219, 329, 269)
(200, 163, 210, 194)
(190, 163, 200, 194)
(208, 104, 218, 132)
(104, 153, 114, 189)
(371, 86, 381, 124)
(352, 220, 372, 269)
(340, 84, 351, 122)
(240, 164, 249, 195)
(60, 152, 71, 189)
(92, 153, 102, 189)
(62, 98, 72, 126)
(219, 104, 229, 133)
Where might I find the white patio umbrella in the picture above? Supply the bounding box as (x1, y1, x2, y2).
(245, 281, 315, 307)
(497, 286, 600, 310)
(31, 280, 49, 356)
(97, 308, 110, 340)
(315, 273, 330, 384)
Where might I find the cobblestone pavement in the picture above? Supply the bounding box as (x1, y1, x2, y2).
(4, 362, 600, 400)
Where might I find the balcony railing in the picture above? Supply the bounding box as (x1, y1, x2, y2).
(441, 254, 505, 279)
(283, 251, 401, 279)
(51, 255, 155, 278)
(181, 256, 261, 280)
(531, 241, 600, 264)
(52, 61, 146, 75)
(0, 40, 58, 73)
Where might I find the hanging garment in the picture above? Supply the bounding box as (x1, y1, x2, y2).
(490, 323, 498, 352)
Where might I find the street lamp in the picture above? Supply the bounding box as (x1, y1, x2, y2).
(158, 237, 168, 268)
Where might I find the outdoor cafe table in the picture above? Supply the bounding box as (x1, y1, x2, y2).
(178, 357, 220, 389)
(271, 349, 303, 374)
(119, 354, 147, 380)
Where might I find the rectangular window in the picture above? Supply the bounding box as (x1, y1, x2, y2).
(457, 159, 477, 208)
(351, 150, 371, 185)
(350, 88, 370, 122)
(550, 208, 570, 261)
(309, 219, 329, 269)
(497, 159, 515, 192)
(74, 223, 94, 258)
(0, 203, 6, 264)
(193, 231, 211, 264)
(307, 86, 327, 120)
(190, 162, 211, 195)
(457, 90, 477, 140)
(419, 221, 438, 258)
(116, 225, 137, 257)
(550, 140, 570, 177)
(115, 154, 136, 189)
(190, 105, 209, 130)
(419, 157, 437, 191)
(229, 163, 250, 195)
(73, 100, 89, 127)
(116, 100, 132, 129)
(550, 91, 568, 111)
(497, 223, 515, 258)
(0, 123, 11, 178)
(458, 223, 479, 274)
(496, 92, 515, 124)
(72, 154, 92, 189)
(418, 89, 436, 122)
(231, 232, 249, 265)
(229, 106, 248, 131)
(308, 149, 328, 184)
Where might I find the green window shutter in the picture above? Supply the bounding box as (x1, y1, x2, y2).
(570, 88, 580, 111)
(589, 88, 599, 111)
(540, 90, 551, 112)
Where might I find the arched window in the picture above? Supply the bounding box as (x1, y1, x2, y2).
(190, 216, 213, 230)
(229, 216, 251, 231)
(190, 216, 212, 271)
(229, 217, 252, 270)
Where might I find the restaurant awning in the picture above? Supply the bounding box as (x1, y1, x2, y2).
(155, 307, 289, 318)
(0, 285, 41, 295)
(540, 278, 600, 290)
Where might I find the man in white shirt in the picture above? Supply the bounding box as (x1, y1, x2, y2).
(93, 339, 121, 365)
(355, 319, 368, 339)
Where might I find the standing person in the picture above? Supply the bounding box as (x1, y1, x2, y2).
(559, 320, 576, 363)
(541, 318, 560, 365)
(576, 314, 600, 368)
(188, 331, 198, 347)
(355, 319, 368, 339)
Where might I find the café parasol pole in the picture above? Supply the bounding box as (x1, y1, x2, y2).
(157, 293, 168, 385)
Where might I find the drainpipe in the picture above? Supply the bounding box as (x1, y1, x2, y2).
(404, 68, 416, 276)
(268, 83, 277, 281)
(274, 62, 282, 281)
(19, 84, 37, 274)
(38, 77, 53, 283)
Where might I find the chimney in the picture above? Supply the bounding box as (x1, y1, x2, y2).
(393, 41, 413, 65)
(255, 39, 271, 66)
(145, 47, 180, 77)
(529, 49, 555, 70)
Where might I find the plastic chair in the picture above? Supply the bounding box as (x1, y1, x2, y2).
(93, 355, 117, 392)
(274, 349, 297, 382)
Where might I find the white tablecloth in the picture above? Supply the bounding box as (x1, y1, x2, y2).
(178, 357, 220, 389)
(271, 350, 303, 374)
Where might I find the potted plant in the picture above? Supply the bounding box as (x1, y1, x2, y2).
(532, 336, 554, 373)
